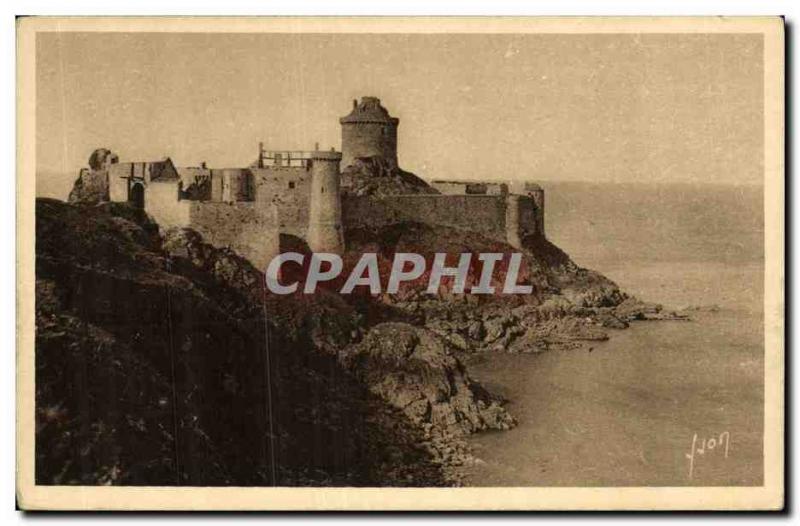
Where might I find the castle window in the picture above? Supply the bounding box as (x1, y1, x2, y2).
(288, 181, 295, 189)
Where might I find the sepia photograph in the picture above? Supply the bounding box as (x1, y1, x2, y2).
(15, 16, 784, 510)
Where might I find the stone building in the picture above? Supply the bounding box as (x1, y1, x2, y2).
(107, 158, 181, 219)
(71, 96, 546, 269)
(340, 97, 399, 169)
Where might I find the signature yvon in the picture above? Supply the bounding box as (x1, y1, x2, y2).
(686, 431, 731, 479)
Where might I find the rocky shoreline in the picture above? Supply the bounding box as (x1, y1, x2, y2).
(35, 198, 687, 486)
(339, 283, 688, 485)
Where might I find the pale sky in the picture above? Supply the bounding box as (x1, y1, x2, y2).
(36, 32, 763, 195)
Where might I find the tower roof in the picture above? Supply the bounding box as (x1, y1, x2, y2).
(340, 96, 399, 125)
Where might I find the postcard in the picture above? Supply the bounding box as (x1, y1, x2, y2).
(16, 16, 784, 510)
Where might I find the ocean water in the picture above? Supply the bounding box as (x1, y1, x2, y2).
(464, 182, 764, 486)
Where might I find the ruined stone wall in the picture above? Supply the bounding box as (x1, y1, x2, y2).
(69, 169, 109, 203)
(146, 181, 191, 229)
(187, 202, 280, 270)
(252, 166, 312, 238)
(516, 195, 539, 237)
(210, 173, 223, 201)
(342, 194, 543, 246)
(528, 188, 545, 236)
(108, 164, 131, 202)
(342, 195, 509, 240)
(431, 181, 508, 196)
(507, 182, 545, 235)
(504, 195, 539, 248)
(210, 169, 254, 203)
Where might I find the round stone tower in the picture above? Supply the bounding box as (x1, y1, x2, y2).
(339, 96, 399, 169)
(307, 149, 344, 254)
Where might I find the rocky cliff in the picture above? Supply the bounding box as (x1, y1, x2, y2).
(35, 199, 514, 486)
(341, 156, 438, 196)
(341, 220, 678, 355)
(35, 188, 677, 486)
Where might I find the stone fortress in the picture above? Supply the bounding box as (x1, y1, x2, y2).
(71, 97, 546, 268)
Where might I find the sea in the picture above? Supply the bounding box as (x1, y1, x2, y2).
(38, 174, 765, 486)
(464, 182, 765, 487)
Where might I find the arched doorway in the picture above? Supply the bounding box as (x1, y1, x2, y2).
(130, 182, 145, 209)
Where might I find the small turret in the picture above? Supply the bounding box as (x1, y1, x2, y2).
(307, 149, 344, 254)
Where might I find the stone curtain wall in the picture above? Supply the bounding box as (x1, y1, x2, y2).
(252, 167, 313, 238)
(430, 181, 508, 196)
(342, 194, 542, 247)
(108, 164, 132, 202)
(516, 195, 539, 237)
(187, 202, 280, 269)
(503, 195, 540, 248)
(146, 181, 191, 228)
(342, 195, 509, 241)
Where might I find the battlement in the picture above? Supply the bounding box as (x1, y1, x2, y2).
(431, 180, 509, 196)
(340, 97, 399, 125)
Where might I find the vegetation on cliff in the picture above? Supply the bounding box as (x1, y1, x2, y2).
(35, 199, 506, 486)
(339, 220, 674, 355)
(35, 193, 676, 486)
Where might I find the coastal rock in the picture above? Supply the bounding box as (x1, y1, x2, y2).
(35, 199, 455, 486)
(68, 172, 108, 204)
(37, 180, 654, 485)
(595, 310, 630, 329)
(88, 148, 118, 171)
(613, 297, 689, 322)
(467, 320, 484, 340)
(340, 322, 515, 436)
(483, 315, 514, 343)
(341, 156, 438, 196)
(68, 148, 119, 204)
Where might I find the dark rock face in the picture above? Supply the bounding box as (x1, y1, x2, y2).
(341, 156, 438, 196)
(342, 221, 677, 355)
(34, 194, 675, 487)
(68, 148, 118, 204)
(340, 323, 515, 436)
(35, 199, 454, 486)
(68, 170, 109, 204)
(88, 148, 118, 171)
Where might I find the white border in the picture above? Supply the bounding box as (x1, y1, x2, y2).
(13, 14, 785, 512)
